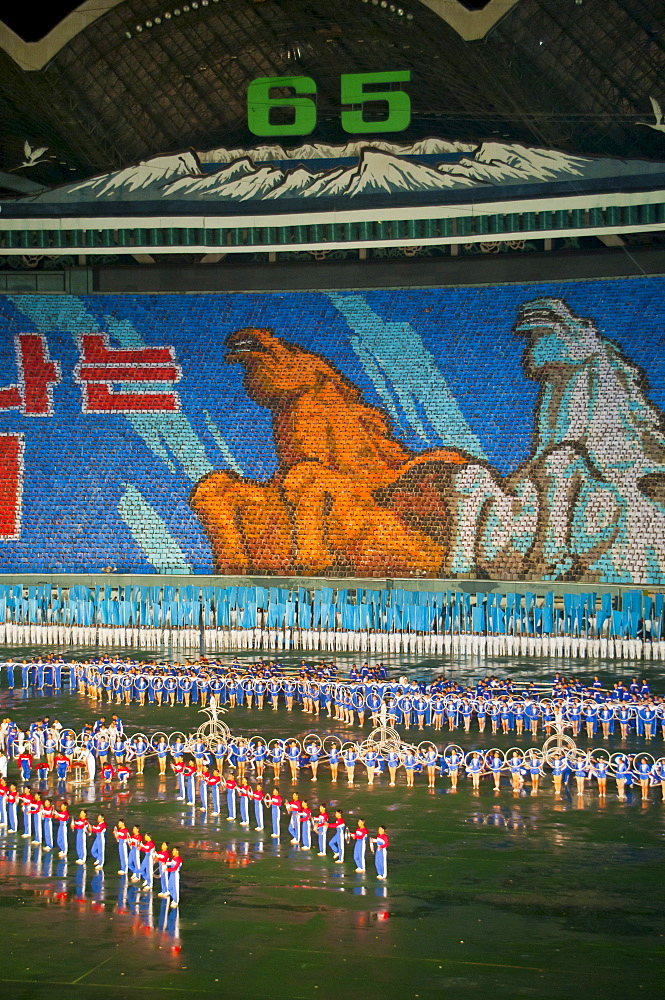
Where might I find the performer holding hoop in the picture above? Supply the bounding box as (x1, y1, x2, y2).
(486, 750, 505, 792)
(612, 754, 630, 801)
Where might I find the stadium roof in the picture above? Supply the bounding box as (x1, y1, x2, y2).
(0, 0, 663, 185)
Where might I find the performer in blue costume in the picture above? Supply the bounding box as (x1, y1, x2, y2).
(372, 826, 389, 880)
(328, 809, 346, 863)
(353, 819, 369, 873)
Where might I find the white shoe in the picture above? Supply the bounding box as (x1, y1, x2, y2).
(170, 901, 178, 909)
(335, 859, 343, 864)
(118, 870, 127, 875)
(76, 859, 85, 865)
(317, 852, 326, 857)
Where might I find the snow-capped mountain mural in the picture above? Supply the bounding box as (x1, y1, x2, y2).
(16, 139, 665, 210)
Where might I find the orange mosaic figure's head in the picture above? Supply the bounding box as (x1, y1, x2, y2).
(225, 326, 413, 477)
(225, 327, 361, 407)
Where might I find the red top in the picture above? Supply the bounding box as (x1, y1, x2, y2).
(225, 777, 237, 791)
(271, 793, 282, 807)
(238, 784, 250, 799)
(155, 849, 169, 865)
(252, 789, 263, 802)
(204, 773, 221, 787)
(114, 827, 129, 842)
(183, 764, 196, 777)
(328, 817, 345, 830)
(376, 834, 389, 850)
(287, 798, 301, 813)
(90, 821, 107, 835)
(140, 839, 155, 854)
(73, 817, 88, 830)
(41, 804, 54, 819)
(353, 826, 368, 841)
(129, 834, 141, 849)
(19, 791, 33, 808)
(28, 799, 41, 814)
(6, 790, 17, 805)
(315, 811, 328, 828)
(17, 753, 33, 765)
(172, 760, 185, 774)
(299, 807, 312, 823)
(54, 806, 68, 822)
(166, 855, 183, 873)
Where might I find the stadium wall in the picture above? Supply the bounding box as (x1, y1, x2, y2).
(0, 276, 663, 585)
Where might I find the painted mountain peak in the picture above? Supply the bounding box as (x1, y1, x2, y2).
(14, 139, 665, 207)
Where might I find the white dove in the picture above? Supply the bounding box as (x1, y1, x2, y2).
(637, 96, 665, 133)
(12, 140, 50, 170)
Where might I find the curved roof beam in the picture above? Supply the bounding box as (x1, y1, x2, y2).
(0, 0, 126, 71)
(0, 0, 522, 71)
(418, 0, 522, 41)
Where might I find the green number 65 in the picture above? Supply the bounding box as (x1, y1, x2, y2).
(247, 71, 411, 137)
(247, 76, 318, 137)
(340, 71, 411, 133)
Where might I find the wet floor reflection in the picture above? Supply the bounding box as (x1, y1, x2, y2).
(0, 839, 182, 956)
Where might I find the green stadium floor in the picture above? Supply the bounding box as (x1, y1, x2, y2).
(0, 650, 664, 1000)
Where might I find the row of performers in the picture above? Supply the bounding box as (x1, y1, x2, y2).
(10, 695, 665, 747)
(178, 754, 665, 801)
(0, 791, 183, 906)
(9, 744, 665, 801)
(13, 665, 665, 741)
(2, 621, 664, 659)
(0, 784, 388, 879)
(0, 657, 348, 691)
